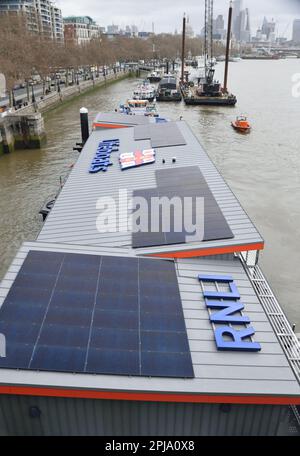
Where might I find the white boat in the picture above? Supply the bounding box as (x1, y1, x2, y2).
(119, 99, 159, 117)
(133, 81, 156, 102)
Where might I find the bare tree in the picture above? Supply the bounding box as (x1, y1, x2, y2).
(0, 12, 229, 94)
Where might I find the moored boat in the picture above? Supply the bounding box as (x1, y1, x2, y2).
(120, 99, 159, 117)
(180, 2, 237, 107)
(133, 80, 156, 102)
(147, 70, 162, 83)
(181, 68, 237, 106)
(156, 75, 182, 102)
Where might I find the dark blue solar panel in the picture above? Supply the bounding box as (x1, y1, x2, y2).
(96, 292, 138, 311)
(25, 250, 64, 264)
(141, 312, 186, 332)
(93, 309, 139, 330)
(0, 250, 194, 379)
(0, 343, 34, 369)
(141, 352, 194, 378)
(45, 306, 92, 327)
(4, 287, 52, 306)
(63, 253, 101, 266)
(0, 303, 46, 324)
(39, 324, 90, 348)
(60, 262, 99, 277)
(20, 260, 61, 275)
(50, 290, 95, 309)
(86, 348, 140, 375)
(0, 321, 39, 344)
(56, 275, 98, 293)
(141, 331, 190, 353)
(90, 328, 139, 351)
(102, 256, 139, 269)
(140, 294, 182, 313)
(140, 281, 180, 296)
(98, 277, 138, 294)
(13, 273, 57, 290)
(30, 345, 86, 373)
(132, 166, 234, 248)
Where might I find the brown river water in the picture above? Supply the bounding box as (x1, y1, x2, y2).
(0, 59, 299, 327)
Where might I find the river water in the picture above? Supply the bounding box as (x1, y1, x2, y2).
(0, 59, 299, 327)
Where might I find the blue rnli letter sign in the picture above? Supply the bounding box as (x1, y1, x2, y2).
(198, 274, 261, 352)
(89, 139, 120, 173)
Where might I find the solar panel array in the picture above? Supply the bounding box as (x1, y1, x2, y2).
(0, 250, 194, 378)
(134, 122, 187, 148)
(132, 166, 234, 248)
(94, 112, 152, 126)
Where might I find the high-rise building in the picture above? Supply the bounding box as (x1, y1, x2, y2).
(107, 24, 119, 34)
(64, 16, 101, 45)
(235, 9, 246, 41)
(0, 0, 39, 33)
(232, 1, 251, 42)
(213, 15, 226, 40)
(261, 16, 276, 41)
(292, 19, 300, 44)
(241, 8, 251, 42)
(34, 0, 54, 38)
(131, 25, 138, 37)
(50, 4, 63, 41)
(232, 0, 242, 39)
(0, 0, 63, 40)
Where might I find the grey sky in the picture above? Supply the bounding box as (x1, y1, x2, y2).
(56, 0, 300, 38)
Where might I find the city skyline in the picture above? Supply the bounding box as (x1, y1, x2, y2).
(55, 0, 300, 38)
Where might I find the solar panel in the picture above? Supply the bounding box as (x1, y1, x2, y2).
(132, 166, 234, 248)
(134, 123, 187, 148)
(94, 112, 151, 126)
(134, 125, 151, 141)
(0, 250, 193, 378)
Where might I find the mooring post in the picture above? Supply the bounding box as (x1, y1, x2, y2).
(224, 1, 233, 93)
(80, 107, 89, 145)
(181, 14, 186, 83)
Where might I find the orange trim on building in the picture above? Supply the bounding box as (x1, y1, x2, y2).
(0, 386, 298, 405)
(93, 123, 130, 129)
(147, 242, 265, 259)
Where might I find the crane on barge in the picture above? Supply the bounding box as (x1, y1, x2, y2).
(181, 0, 237, 106)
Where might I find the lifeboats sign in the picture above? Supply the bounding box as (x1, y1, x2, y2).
(198, 274, 261, 352)
(119, 149, 156, 170)
(89, 139, 120, 173)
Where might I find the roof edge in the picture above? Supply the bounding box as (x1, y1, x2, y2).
(143, 242, 265, 259)
(0, 386, 298, 405)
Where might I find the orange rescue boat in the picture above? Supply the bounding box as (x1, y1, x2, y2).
(231, 115, 251, 133)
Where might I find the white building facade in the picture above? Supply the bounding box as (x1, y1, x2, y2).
(63, 16, 101, 45)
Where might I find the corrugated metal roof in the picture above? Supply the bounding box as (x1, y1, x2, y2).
(0, 241, 298, 400)
(37, 121, 264, 257)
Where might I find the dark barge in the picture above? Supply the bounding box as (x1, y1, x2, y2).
(180, 1, 237, 107)
(156, 75, 182, 102)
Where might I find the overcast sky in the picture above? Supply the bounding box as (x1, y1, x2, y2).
(55, 0, 300, 38)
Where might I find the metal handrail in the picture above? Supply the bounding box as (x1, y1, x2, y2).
(239, 255, 300, 383)
(291, 405, 300, 427)
(240, 255, 300, 430)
